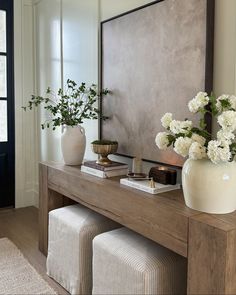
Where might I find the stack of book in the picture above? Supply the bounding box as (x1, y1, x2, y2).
(81, 161, 129, 178)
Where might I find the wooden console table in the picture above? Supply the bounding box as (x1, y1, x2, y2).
(39, 162, 236, 295)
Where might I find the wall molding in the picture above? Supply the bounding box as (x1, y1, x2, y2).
(14, 0, 38, 208)
(23, 0, 33, 6)
(32, 0, 43, 6)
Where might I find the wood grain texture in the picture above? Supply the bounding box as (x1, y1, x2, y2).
(39, 163, 76, 255)
(41, 162, 200, 257)
(0, 207, 68, 295)
(188, 214, 236, 294)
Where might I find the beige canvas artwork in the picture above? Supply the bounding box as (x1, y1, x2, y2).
(101, 0, 213, 167)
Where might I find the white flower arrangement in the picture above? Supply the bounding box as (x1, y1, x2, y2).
(155, 92, 236, 164)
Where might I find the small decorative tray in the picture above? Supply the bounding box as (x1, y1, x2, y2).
(120, 178, 181, 195)
(127, 173, 148, 181)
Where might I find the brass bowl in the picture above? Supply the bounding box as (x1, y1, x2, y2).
(91, 143, 118, 166)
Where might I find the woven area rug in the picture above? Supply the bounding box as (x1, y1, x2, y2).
(0, 238, 57, 294)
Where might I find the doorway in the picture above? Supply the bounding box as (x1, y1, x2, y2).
(0, 0, 15, 207)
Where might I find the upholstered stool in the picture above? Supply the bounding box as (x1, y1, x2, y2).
(93, 228, 187, 295)
(46, 204, 120, 295)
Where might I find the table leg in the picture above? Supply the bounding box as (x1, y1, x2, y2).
(188, 214, 236, 294)
(39, 164, 64, 255)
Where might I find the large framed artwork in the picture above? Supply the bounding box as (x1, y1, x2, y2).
(100, 0, 214, 168)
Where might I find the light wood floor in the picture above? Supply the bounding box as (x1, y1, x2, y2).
(0, 206, 68, 295)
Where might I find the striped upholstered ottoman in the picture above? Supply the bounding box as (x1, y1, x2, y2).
(92, 228, 187, 295)
(46, 205, 120, 295)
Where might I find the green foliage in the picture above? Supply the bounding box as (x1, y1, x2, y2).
(220, 99, 231, 110)
(167, 134, 175, 147)
(230, 143, 236, 161)
(199, 118, 206, 130)
(22, 79, 111, 129)
(209, 93, 218, 116)
(189, 93, 220, 144)
(191, 127, 211, 140)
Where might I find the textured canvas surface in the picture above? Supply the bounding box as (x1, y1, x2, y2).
(101, 0, 210, 167)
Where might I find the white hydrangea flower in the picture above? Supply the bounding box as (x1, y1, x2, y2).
(195, 91, 209, 104)
(217, 129, 235, 143)
(169, 120, 192, 135)
(191, 133, 206, 146)
(216, 94, 230, 112)
(188, 92, 209, 113)
(155, 132, 170, 150)
(189, 142, 207, 160)
(216, 94, 236, 112)
(188, 99, 200, 113)
(207, 140, 231, 164)
(174, 137, 192, 157)
(161, 113, 173, 129)
(218, 110, 236, 132)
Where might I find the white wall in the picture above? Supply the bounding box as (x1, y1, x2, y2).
(213, 0, 236, 134)
(34, 0, 99, 162)
(214, 0, 236, 95)
(34, 0, 62, 163)
(14, 0, 38, 208)
(62, 0, 99, 160)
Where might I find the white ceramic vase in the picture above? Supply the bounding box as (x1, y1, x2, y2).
(61, 125, 86, 165)
(182, 158, 236, 214)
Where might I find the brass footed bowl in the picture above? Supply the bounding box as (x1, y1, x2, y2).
(91, 143, 118, 166)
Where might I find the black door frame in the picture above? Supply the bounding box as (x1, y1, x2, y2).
(0, 0, 15, 207)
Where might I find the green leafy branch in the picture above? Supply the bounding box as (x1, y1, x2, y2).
(22, 79, 111, 130)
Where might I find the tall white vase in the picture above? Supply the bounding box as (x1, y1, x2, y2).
(61, 125, 86, 165)
(182, 158, 236, 214)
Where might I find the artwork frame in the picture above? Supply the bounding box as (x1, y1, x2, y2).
(100, 0, 215, 168)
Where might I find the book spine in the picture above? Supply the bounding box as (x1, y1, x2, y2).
(105, 169, 128, 177)
(103, 165, 129, 171)
(81, 166, 128, 178)
(83, 163, 128, 171)
(81, 166, 106, 178)
(83, 163, 105, 171)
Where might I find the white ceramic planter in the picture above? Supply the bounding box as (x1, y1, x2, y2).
(61, 125, 86, 165)
(182, 159, 236, 214)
